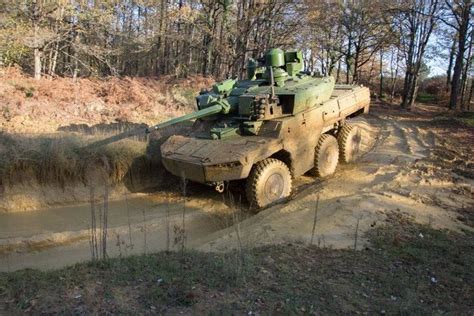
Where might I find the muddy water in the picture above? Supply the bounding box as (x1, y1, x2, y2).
(0, 192, 241, 272)
(1, 196, 170, 239)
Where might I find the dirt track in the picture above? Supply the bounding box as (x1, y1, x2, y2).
(197, 106, 473, 251)
(1, 103, 473, 271)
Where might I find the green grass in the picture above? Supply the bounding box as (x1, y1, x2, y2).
(1, 219, 473, 314)
(457, 111, 474, 127)
(416, 93, 438, 103)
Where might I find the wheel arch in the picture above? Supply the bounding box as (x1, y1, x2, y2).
(270, 149, 293, 175)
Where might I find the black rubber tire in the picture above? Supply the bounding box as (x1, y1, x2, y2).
(338, 124, 362, 163)
(245, 158, 292, 209)
(312, 134, 339, 177)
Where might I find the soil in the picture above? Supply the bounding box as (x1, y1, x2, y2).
(197, 103, 474, 251)
(0, 101, 472, 272)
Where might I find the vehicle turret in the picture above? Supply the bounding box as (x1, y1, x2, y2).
(146, 48, 335, 140)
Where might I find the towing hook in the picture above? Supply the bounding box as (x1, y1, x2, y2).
(215, 182, 225, 193)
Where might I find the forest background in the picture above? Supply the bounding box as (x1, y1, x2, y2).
(0, 0, 472, 111)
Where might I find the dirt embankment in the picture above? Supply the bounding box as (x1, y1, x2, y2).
(0, 69, 213, 212)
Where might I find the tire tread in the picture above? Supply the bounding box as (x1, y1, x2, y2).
(246, 158, 292, 209)
(338, 124, 361, 163)
(312, 134, 339, 177)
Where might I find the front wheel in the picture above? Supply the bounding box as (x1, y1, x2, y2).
(246, 158, 292, 209)
(312, 134, 339, 177)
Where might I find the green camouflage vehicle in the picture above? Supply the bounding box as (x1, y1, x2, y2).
(147, 48, 370, 208)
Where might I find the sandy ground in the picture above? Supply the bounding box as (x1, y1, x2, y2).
(197, 109, 473, 251)
(1, 103, 472, 271)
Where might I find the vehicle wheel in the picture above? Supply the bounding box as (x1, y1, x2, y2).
(246, 158, 292, 209)
(312, 134, 339, 177)
(338, 124, 362, 163)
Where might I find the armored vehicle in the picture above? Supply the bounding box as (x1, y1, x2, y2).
(148, 48, 370, 208)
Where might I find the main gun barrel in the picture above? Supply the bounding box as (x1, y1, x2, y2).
(146, 104, 223, 133)
(83, 103, 223, 150)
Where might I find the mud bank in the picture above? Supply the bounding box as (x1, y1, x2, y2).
(0, 123, 189, 212)
(1, 183, 127, 213)
(1, 70, 208, 212)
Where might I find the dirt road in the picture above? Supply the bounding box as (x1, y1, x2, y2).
(1, 103, 472, 271)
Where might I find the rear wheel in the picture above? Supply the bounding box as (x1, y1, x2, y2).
(338, 124, 362, 163)
(312, 134, 339, 177)
(246, 158, 292, 209)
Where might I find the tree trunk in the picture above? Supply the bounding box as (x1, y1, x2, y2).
(389, 47, 400, 103)
(49, 41, 59, 77)
(34, 48, 42, 80)
(468, 78, 474, 111)
(460, 28, 473, 110)
(401, 69, 412, 109)
(346, 36, 352, 84)
(401, 24, 416, 110)
(379, 49, 384, 99)
(336, 59, 341, 83)
(446, 35, 456, 92)
(449, 47, 465, 110)
(353, 44, 360, 83)
(33, 20, 42, 80)
(448, 0, 471, 110)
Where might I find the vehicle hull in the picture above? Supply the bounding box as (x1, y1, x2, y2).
(161, 85, 370, 184)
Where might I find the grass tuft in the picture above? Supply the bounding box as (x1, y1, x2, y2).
(0, 132, 148, 189)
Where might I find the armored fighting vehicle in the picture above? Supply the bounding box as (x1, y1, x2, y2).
(147, 48, 370, 208)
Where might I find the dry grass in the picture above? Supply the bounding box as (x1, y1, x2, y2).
(0, 132, 147, 191)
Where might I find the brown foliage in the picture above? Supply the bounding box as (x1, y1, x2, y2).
(0, 67, 213, 133)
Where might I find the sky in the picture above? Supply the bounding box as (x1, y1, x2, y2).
(427, 34, 449, 78)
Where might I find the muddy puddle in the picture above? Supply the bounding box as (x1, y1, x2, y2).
(0, 190, 245, 271)
(1, 196, 168, 240)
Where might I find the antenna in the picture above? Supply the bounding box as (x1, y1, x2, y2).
(270, 66, 276, 100)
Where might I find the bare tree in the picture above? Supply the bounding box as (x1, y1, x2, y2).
(24, 1, 58, 79)
(299, 0, 345, 77)
(341, 0, 393, 84)
(440, 0, 473, 110)
(396, 0, 440, 110)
